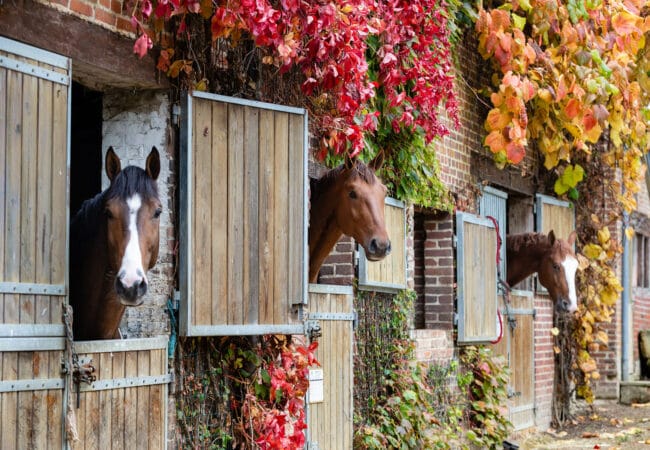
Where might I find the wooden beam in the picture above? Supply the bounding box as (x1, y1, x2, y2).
(0, 0, 168, 90)
(471, 152, 538, 196)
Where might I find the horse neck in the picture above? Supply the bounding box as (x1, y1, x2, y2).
(506, 235, 549, 287)
(309, 177, 343, 282)
(70, 207, 125, 340)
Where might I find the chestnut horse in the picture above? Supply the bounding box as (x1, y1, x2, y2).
(506, 230, 579, 312)
(308, 158, 391, 282)
(69, 147, 162, 340)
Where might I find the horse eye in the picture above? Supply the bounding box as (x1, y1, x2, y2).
(153, 208, 162, 219)
(104, 208, 114, 219)
(349, 191, 357, 199)
(553, 263, 561, 271)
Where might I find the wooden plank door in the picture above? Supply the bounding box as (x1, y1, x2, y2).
(180, 92, 308, 336)
(0, 36, 70, 450)
(306, 285, 354, 450)
(492, 291, 535, 430)
(70, 337, 170, 450)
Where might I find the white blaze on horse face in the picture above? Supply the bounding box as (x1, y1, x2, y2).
(120, 194, 147, 288)
(562, 255, 579, 312)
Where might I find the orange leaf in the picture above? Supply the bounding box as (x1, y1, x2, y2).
(487, 108, 511, 130)
(506, 142, 525, 163)
(612, 11, 639, 36)
(485, 130, 507, 154)
(564, 98, 581, 119)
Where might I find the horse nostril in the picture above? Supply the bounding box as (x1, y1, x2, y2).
(137, 279, 148, 297)
(386, 240, 392, 255)
(369, 238, 378, 253)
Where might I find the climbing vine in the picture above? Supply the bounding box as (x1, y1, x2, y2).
(474, 0, 649, 415)
(175, 335, 318, 449)
(128, 0, 458, 208)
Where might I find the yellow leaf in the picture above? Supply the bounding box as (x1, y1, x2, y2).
(582, 243, 603, 260)
(625, 227, 635, 241)
(551, 327, 560, 336)
(597, 227, 610, 245)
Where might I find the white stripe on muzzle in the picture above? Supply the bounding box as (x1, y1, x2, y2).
(119, 194, 147, 288)
(562, 256, 579, 313)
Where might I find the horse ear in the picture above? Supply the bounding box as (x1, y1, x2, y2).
(105, 147, 121, 182)
(548, 230, 556, 245)
(146, 146, 161, 180)
(344, 153, 356, 170)
(567, 230, 577, 246)
(368, 151, 384, 172)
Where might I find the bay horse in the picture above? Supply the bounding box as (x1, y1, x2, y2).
(506, 230, 579, 313)
(69, 147, 162, 340)
(308, 157, 391, 283)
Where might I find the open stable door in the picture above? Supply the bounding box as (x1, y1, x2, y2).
(179, 92, 309, 336)
(0, 36, 70, 449)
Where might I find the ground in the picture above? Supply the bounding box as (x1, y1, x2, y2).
(516, 399, 650, 449)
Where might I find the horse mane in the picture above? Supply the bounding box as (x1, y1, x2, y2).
(71, 190, 107, 242)
(310, 161, 377, 200)
(105, 166, 159, 202)
(507, 232, 550, 252)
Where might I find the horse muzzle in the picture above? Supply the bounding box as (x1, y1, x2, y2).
(556, 297, 578, 314)
(115, 271, 148, 306)
(365, 238, 391, 261)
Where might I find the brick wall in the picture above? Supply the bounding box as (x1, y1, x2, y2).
(533, 299, 555, 429)
(316, 236, 355, 286)
(36, 0, 134, 36)
(102, 90, 174, 338)
(413, 212, 455, 331)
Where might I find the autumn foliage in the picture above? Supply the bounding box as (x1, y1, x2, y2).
(131, 0, 458, 159)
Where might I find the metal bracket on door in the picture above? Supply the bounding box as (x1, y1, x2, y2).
(304, 320, 322, 341)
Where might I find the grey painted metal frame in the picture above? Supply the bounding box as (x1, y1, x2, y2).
(180, 91, 309, 336)
(358, 197, 407, 293)
(0, 324, 64, 337)
(0, 282, 65, 295)
(456, 211, 499, 343)
(74, 335, 169, 353)
(0, 378, 64, 393)
(479, 186, 508, 280)
(308, 283, 353, 296)
(78, 374, 173, 392)
(0, 337, 65, 351)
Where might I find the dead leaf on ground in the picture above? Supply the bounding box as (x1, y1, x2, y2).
(582, 431, 600, 438)
(631, 402, 650, 408)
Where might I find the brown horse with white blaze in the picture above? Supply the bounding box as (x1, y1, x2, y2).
(506, 230, 579, 313)
(308, 157, 391, 283)
(69, 147, 162, 340)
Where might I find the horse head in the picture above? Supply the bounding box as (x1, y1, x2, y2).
(334, 155, 391, 260)
(537, 230, 579, 313)
(104, 146, 162, 306)
(308, 154, 391, 282)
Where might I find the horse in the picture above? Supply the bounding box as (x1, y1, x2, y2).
(308, 156, 391, 283)
(506, 230, 579, 313)
(69, 147, 162, 340)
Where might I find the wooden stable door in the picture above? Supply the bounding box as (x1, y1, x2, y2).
(180, 92, 308, 336)
(306, 285, 354, 450)
(0, 36, 70, 450)
(492, 292, 535, 430)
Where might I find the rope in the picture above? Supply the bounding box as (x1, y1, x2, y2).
(485, 216, 515, 344)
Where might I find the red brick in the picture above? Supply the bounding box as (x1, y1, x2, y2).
(70, 0, 94, 17)
(95, 8, 116, 26)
